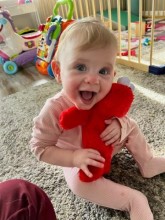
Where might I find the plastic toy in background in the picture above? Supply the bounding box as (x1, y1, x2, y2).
(145, 20, 152, 32)
(120, 49, 136, 57)
(149, 65, 165, 75)
(17, 27, 38, 35)
(36, 15, 62, 76)
(0, 9, 41, 74)
(35, 0, 74, 77)
(142, 38, 151, 46)
(18, 0, 32, 4)
(120, 39, 139, 51)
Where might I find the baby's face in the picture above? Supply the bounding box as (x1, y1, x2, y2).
(58, 42, 117, 110)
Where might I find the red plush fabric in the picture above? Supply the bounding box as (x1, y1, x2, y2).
(60, 83, 134, 182)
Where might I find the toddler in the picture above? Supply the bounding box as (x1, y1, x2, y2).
(30, 17, 165, 220)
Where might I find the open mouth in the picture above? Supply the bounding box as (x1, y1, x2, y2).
(79, 91, 96, 102)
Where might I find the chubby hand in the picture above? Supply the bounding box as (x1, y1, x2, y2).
(72, 149, 105, 178)
(100, 118, 121, 146)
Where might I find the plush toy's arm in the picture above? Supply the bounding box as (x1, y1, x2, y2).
(60, 107, 89, 129)
(110, 83, 134, 117)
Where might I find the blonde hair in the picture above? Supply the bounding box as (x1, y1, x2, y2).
(55, 17, 118, 62)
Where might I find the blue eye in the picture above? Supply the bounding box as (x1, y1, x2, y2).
(76, 64, 86, 71)
(99, 68, 109, 75)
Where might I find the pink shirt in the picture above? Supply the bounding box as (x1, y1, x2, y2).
(30, 90, 82, 160)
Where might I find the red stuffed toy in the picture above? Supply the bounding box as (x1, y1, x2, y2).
(60, 77, 134, 182)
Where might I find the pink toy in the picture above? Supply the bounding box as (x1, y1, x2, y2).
(0, 9, 40, 59)
(0, 9, 41, 74)
(18, 0, 32, 4)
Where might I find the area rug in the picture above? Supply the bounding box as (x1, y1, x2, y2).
(0, 64, 165, 220)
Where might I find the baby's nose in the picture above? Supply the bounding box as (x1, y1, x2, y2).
(84, 73, 99, 84)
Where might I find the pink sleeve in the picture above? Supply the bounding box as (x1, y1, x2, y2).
(116, 116, 136, 142)
(30, 98, 63, 160)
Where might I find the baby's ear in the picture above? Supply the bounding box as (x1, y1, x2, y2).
(51, 60, 61, 83)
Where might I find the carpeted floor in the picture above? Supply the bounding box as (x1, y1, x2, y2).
(0, 64, 165, 220)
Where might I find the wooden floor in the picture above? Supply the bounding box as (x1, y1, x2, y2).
(0, 63, 53, 98)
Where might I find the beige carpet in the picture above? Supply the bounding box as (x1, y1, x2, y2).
(0, 64, 165, 220)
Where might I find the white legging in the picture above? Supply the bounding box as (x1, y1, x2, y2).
(63, 118, 165, 220)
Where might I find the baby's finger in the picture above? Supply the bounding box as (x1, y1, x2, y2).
(82, 166, 93, 178)
(102, 128, 118, 141)
(87, 158, 105, 168)
(111, 139, 120, 146)
(88, 153, 105, 162)
(104, 119, 113, 124)
(87, 148, 101, 155)
(100, 127, 113, 139)
(105, 135, 120, 146)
